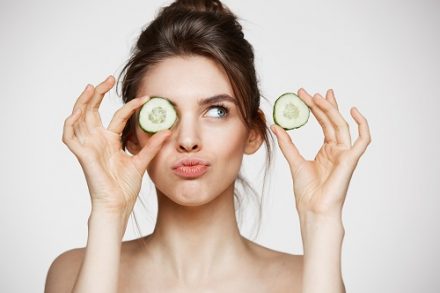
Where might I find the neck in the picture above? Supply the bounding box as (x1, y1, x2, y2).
(145, 184, 249, 283)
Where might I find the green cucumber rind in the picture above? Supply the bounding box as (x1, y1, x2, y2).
(273, 92, 310, 130)
(138, 96, 177, 134)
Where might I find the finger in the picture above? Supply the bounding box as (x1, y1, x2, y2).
(270, 124, 306, 172)
(350, 107, 371, 158)
(132, 130, 172, 174)
(312, 94, 352, 147)
(72, 84, 95, 113)
(87, 75, 115, 111)
(108, 95, 150, 135)
(73, 115, 90, 145)
(326, 89, 339, 110)
(72, 84, 96, 133)
(70, 103, 92, 145)
(62, 108, 82, 152)
(297, 88, 314, 105)
(298, 88, 337, 144)
(84, 76, 115, 129)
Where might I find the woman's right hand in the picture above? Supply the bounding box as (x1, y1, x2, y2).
(62, 75, 171, 216)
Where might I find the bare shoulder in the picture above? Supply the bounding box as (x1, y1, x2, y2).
(44, 239, 139, 293)
(243, 237, 304, 292)
(44, 247, 85, 293)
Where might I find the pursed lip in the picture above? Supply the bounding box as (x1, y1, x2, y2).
(172, 157, 211, 169)
(171, 157, 211, 178)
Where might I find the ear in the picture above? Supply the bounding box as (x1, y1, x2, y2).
(244, 110, 265, 155)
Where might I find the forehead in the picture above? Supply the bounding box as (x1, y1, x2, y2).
(137, 55, 235, 104)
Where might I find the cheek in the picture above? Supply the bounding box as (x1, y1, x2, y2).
(143, 122, 248, 184)
(132, 124, 168, 180)
(145, 147, 169, 182)
(204, 122, 248, 156)
(134, 125, 150, 144)
(204, 124, 248, 181)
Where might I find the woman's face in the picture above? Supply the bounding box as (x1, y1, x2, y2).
(132, 55, 256, 206)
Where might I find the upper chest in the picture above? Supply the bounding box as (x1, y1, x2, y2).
(117, 256, 301, 293)
(119, 275, 297, 293)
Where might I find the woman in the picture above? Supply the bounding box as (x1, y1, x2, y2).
(45, 0, 371, 292)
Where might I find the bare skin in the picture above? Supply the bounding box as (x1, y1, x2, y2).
(48, 237, 303, 293)
(45, 55, 370, 293)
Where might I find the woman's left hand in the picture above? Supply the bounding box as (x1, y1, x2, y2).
(271, 88, 371, 218)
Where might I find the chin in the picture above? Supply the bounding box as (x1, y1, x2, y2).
(172, 196, 213, 207)
(158, 181, 219, 207)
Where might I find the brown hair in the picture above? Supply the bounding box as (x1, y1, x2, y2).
(117, 0, 273, 239)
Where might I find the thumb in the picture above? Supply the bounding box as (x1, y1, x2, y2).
(132, 130, 172, 174)
(271, 124, 305, 172)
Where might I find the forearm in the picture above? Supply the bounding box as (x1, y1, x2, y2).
(72, 208, 130, 293)
(300, 212, 346, 293)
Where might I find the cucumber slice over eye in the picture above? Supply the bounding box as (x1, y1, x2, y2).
(273, 92, 310, 130)
(139, 96, 177, 133)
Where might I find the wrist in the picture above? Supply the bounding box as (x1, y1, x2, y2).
(91, 198, 134, 219)
(299, 207, 344, 226)
(299, 211, 345, 243)
(298, 210, 346, 292)
(88, 208, 131, 239)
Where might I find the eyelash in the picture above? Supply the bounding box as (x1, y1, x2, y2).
(206, 103, 230, 119)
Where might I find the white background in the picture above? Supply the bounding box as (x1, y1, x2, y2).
(1, 0, 439, 292)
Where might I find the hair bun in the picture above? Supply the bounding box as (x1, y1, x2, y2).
(163, 0, 232, 16)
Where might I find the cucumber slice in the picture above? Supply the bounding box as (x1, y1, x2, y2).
(273, 92, 310, 130)
(139, 96, 177, 133)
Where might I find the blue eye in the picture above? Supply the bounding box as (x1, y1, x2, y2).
(205, 105, 229, 118)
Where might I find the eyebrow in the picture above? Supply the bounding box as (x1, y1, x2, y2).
(198, 94, 237, 106)
(164, 94, 237, 108)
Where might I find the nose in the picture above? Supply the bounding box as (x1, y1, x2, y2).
(175, 115, 201, 153)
